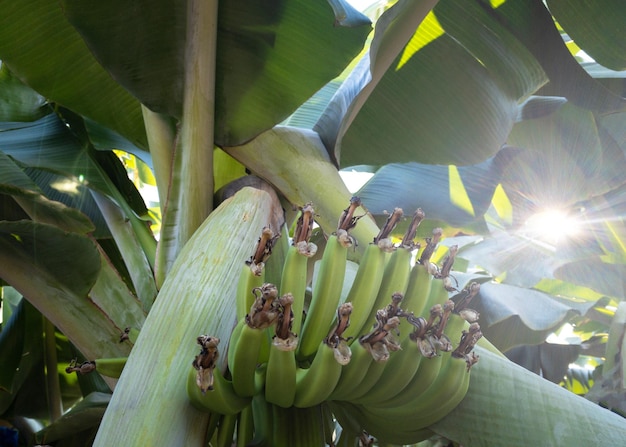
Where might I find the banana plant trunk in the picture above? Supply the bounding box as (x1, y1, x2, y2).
(93, 186, 281, 446)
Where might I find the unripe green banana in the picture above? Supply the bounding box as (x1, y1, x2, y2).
(91, 357, 128, 378)
(352, 335, 423, 405)
(236, 226, 279, 319)
(365, 352, 472, 433)
(402, 355, 472, 429)
(230, 323, 270, 397)
(330, 400, 435, 446)
(187, 366, 251, 415)
(363, 247, 412, 327)
(297, 233, 348, 360)
(339, 242, 387, 341)
(236, 404, 254, 447)
(236, 263, 265, 321)
(329, 339, 375, 401)
(370, 279, 450, 409)
(230, 283, 280, 397)
(293, 339, 345, 408)
(395, 263, 433, 341)
(280, 204, 317, 337)
(215, 412, 238, 447)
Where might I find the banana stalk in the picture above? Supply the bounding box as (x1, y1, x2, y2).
(223, 127, 380, 252)
(93, 187, 280, 446)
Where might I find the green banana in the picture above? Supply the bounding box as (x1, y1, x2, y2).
(293, 339, 345, 408)
(215, 412, 238, 447)
(395, 263, 433, 340)
(236, 404, 254, 447)
(230, 323, 270, 397)
(364, 247, 412, 327)
(330, 400, 435, 446)
(187, 364, 251, 415)
(352, 335, 423, 405)
(236, 226, 279, 319)
(363, 208, 425, 327)
(297, 233, 348, 360)
(329, 339, 375, 401)
(92, 357, 128, 378)
(249, 394, 273, 446)
(403, 355, 472, 429)
(279, 203, 316, 337)
(369, 280, 451, 409)
(236, 263, 266, 321)
(340, 241, 387, 341)
(366, 353, 471, 430)
(230, 283, 280, 397)
(264, 293, 298, 408)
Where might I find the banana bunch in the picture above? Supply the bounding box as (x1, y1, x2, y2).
(187, 199, 483, 445)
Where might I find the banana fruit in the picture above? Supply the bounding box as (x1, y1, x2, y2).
(186, 202, 483, 445)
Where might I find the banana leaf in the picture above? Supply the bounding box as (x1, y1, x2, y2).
(431, 346, 626, 445)
(0, 0, 147, 149)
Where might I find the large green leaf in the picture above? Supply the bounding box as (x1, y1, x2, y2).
(0, 150, 95, 234)
(431, 346, 626, 445)
(356, 146, 520, 228)
(0, 0, 147, 149)
(0, 221, 142, 361)
(494, 0, 625, 112)
(555, 260, 626, 300)
(36, 391, 110, 444)
(547, 0, 626, 71)
(0, 64, 47, 122)
(504, 102, 626, 208)
(474, 281, 600, 352)
(60, 0, 371, 147)
(317, 0, 547, 167)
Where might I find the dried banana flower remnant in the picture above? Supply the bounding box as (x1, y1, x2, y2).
(418, 227, 443, 269)
(326, 303, 354, 365)
(274, 293, 298, 349)
(246, 283, 280, 329)
(192, 335, 220, 393)
(452, 322, 483, 371)
(374, 207, 404, 252)
(65, 358, 96, 375)
(337, 196, 364, 248)
(247, 226, 280, 276)
(400, 208, 425, 249)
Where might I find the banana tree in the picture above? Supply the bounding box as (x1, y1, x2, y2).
(1, 0, 626, 446)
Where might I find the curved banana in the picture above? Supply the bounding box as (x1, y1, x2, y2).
(366, 353, 471, 431)
(297, 233, 348, 360)
(352, 335, 422, 405)
(90, 357, 128, 378)
(330, 400, 435, 446)
(392, 263, 433, 342)
(236, 404, 254, 447)
(265, 294, 298, 408)
(236, 227, 278, 319)
(215, 412, 238, 447)
(230, 323, 269, 397)
(280, 204, 316, 337)
(230, 283, 280, 397)
(340, 242, 387, 341)
(329, 339, 375, 401)
(187, 366, 251, 415)
(403, 356, 472, 429)
(293, 339, 345, 408)
(364, 247, 412, 326)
